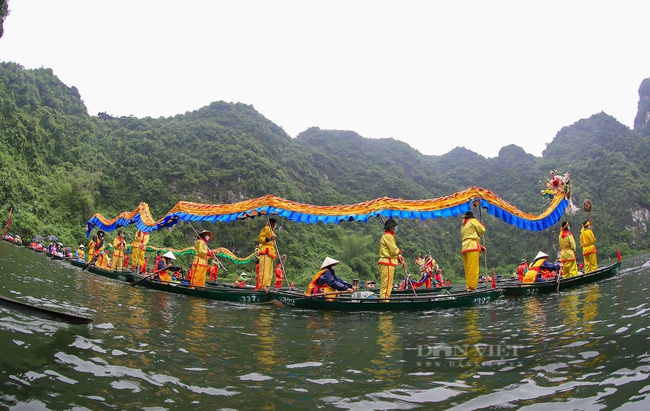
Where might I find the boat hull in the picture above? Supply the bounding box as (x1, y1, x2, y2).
(70, 260, 135, 282)
(271, 288, 503, 311)
(133, 276, 274, 304)
(502, 261, 621, 297)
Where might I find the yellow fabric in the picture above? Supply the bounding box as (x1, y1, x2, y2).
(257, 224, 277, 259)
(190, 238, 209, 287)
(259, 254, 274, 290)
(559, 231, 578, 278)
(132, 230, 149, 269)
(462, 251, 480, 290)
(158, 272, 173, 282)
(378, 231, 401, 266)
(580, 227, 598, 272)
(88, 188, 567, 231)
(460, 218, 485, 253)
(523, 258, 545, 283)
(77, 249, 85, 261)
(379, 264, 396, 299)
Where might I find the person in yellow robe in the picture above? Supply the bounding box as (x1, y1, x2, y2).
(559, 221, 578, 278)
(131, 230, 150, 273)
(378, 219, 404, 299)
(190, 230, 213, 287)
(460, 211, 486, 291)
(111, 230, 127, 271)
(257, 218, 278, 291)
(94, 231, 108, 268)
(580, 220, 598, 273)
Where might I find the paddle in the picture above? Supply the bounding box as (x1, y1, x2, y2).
(0, 294, 93, 325)
(130, 264, 172, 287)
(82, 253, 99, 271)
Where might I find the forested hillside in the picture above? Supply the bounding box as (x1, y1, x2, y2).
(2, 61, 650, 285)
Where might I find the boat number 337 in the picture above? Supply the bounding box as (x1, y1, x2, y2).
(240, 295, 258, 303)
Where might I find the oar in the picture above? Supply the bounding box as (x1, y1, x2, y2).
(402, 265, 418, 297)
(130, 264, 172, 287)
(0, 294, 93, 325)
(82, 253, 99, 271)
(476, 201, 489, 276)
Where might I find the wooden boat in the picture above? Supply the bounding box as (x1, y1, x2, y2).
(271, 288, 503, 311)
(70, 260, 135, 282)
(132, 275, 274, 304)
(374, 285, 452, 295)
(0, 294, 93, 325)
(501, 260, 621, 297)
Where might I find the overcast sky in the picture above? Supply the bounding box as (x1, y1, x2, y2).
(1, 1, 649, 158)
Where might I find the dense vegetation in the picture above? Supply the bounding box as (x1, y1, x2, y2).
(2, 61, 650, 286)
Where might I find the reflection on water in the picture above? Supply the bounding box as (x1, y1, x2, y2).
(2, 244, 650, 410)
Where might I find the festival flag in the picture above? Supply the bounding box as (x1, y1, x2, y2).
(4, 206, 13, 235)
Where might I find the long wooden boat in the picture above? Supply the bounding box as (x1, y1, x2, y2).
(501, 260, 621, 297)
(374, 285, 452, 295)
(0, 294, 93, 325)
(70, 260, 135, 282)
(132, 275, 274, 304)
(271, 288, 503, 311)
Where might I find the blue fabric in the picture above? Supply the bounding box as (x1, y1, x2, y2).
(317, 268, 353, 291)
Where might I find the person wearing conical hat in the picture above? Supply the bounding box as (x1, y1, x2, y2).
(559, 221, 578, 278)
(94, 230, 108, 268)
(157, 251, 181, 283)
(305, 257, 356, 299)
(378, 219, 404, 299)
(111, 230, 127, 271)
(580, 220, 598, 273)
(257, 218, 278, 291)
(189, 230, 213, 287)
(75, 244, 86, 263)
(460, 211, 486, 291)
(131, 230, 150, 274)
(523, 252, 560, 283)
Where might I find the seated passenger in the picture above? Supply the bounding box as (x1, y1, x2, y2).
(75, 244, 86, 263)
(365, 281, 376, 290)
(517, 259, 529, 282)
(523, 251, 561, 283)
(156, 251, 182, 283)
(234, 272, 249, 288)
(305, 257, 356, 298)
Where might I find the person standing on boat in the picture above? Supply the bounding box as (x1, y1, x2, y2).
(580, 220, 598, 273)
(274, 254, 287, 289)
(523, 252, 560, 283)
(94, 231, 108, 268)
(131, 230, 150, 273)
(111, 230, 127, 271)
(306, 257, 356, 297)
(75, 244, 86, 263)
(559, 221, 578, 278)
(208, 259, 219, 283)
(189, 230, 213, 288)
(378, 219, 404, 299)
(460, 211, 486, 291)
(258, 218, 278, 291)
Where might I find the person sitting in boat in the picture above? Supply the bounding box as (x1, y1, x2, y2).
(75, 244, 86, 263)
(398, 274, 415, 291)
(306, 257, 356, 299)
(274, 254, 287, 289)
(234, 272, 249, 288)
(156, 251, 182, 283)
(208, 259, 219, 283)
(516, 259, 529, 282)
(13, 235, 22, 245)
(522, 252, 561, 283)
(365, 280, 376, 290)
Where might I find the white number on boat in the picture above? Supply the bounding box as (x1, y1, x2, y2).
(240, 295, 257, 303)
(524, 288, 539, 296)
(473, 296, 491, 305)
(280, 297, 296, 306)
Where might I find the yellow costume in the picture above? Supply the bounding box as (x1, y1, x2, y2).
(111, 233, 127, 271)
(460, 212, 485, 290)
(580, 223, 598, 273)
(190, 237, 209, 287)
(559, 223, 578, 278)
(131, 230, 150, 272)
(257, 222, 277, 290)
(378, 220, 401, 299)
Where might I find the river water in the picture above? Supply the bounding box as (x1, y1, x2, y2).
(1, 241, 649, 410)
